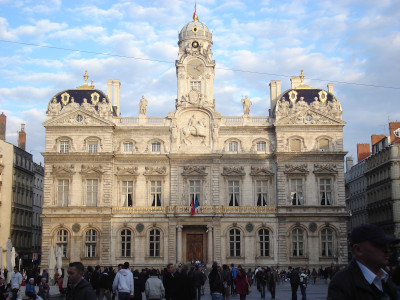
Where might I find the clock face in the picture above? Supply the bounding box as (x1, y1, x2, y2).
(187, 58, 204, 77)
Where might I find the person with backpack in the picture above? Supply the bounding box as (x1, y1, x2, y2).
(299, 267, 308, 300)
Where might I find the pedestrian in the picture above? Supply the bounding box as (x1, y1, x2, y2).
(112, 262, 134, 300)
(233, 268, 249, 300)
(267, 266, 278, 299)
(99, 267, 112, 300)
(192, 264, 205, 300)
(91, 265, 101, 298)
(258, 268, 267, 299)
(299, 267, 307, 300)
(287, 266, 300, 300)
(10, 266, 22, 300)
(208, 262, 224, 300)
(41, 269, 48, 284)
(25, 278, 37, 300)
(145, 269, 165, 300)
(230, 264, 237, 296)
(176, 265, 193, 300)
(66, 262, 97, 300)
(0, 277, 9, 300)
(311, 268, 317, 284)
(328, 224, 399, 300)
(246, 268, 253, 286)
(163, 264, 177, 300)
(38, 277, 51, 300)
(221, 264, 231, 300)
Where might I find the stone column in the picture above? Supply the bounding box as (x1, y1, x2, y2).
(207, 224, 213, 264)
(176, 225, 183, 264)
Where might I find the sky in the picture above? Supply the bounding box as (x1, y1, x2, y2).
(0, 0, 399, 164)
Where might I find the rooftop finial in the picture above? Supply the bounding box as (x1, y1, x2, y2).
(300, 69, 305, 83)
(83, 70, 89, 85)
(193, 0, 198, 22)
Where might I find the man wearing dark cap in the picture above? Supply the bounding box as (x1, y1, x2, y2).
(327, 224, 399, 300)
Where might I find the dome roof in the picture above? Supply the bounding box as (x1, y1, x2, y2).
(179, 19, 212, 42)
(280, 88, 336, 105)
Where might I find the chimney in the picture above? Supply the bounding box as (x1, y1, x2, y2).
(0, 112, 6, 141)
(327, 83, 334, 94)
(269, 80, 281, 112)
(290, 76, 302, 89)
(18, 123, 26, 150)
(371, 134, 386, 146)
(346, 156, 353, 172)
(357, 143, 370, 163)
(112, 80, 121, 116)
(107, 79, 113, 102)
(389, 122, 400, 144)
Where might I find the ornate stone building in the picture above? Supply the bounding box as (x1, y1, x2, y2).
(41, 14, 347, 270)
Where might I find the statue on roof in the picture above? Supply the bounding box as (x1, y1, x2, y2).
(242, 95, 252, 116)
(48, 97, 61, 116)
(139, 96, 148, 115)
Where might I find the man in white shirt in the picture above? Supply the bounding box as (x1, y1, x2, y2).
(327, 224, 399, 300)
(10, 267, 22, 300)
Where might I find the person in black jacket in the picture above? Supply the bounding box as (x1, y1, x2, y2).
(191, 265, 205, 300)
(328, 224, 399, 300)
(208, 262, 224, 300)
(66, 262, 97, 300)
(163, 263, 177, 300)
(287, 266, 300, 300)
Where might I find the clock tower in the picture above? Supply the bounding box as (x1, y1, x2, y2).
(175, 13, 215, 109)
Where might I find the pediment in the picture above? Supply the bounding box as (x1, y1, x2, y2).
(115, 167, 139, 176)
(221, 166, 245, 177)
(143, 166, 167, 176)
(51, 165, 75, 176)
(181, 166, 207, 176)
(80, 165, 104, 176)
(250, 166, 274, 177)
(43, 108, 114, 127)
(284, 164, 309, 175)
(274, 109, 346, 126)
(313, 164, 337, 174)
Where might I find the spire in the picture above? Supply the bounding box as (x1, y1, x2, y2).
(193, 0, 198, 22)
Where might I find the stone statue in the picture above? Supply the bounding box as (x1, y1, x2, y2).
(277, 97, 290, 117)
(98, 98, 110, 118)
(139, 95, 148, 115)
(81, 98, 96, 113)
(48, 97, 61, 115)
(69, 97, 80, 109)
(242, 95, 252, 115)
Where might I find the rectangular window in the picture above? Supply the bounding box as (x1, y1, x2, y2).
(228, 180, 240, 206)
(256, 180, 268, 206)
(85, 230, 97, 257)
(88, 141, 98, 153)
(256, 141, 266, 152)
(189, 180, 201, 205)
(86, 179, 98, 206)
(152, 142, 161, 152)
(229, 141, 238, 152)
(290, 178, 303, 205)
(320, 178, 332, 205)
(151, 181, 162, 207)
(57, 179, 69, 207)
(121, 181, 133, 207)
(60, 141, 69, 153)
(190, 81, 201, 93)
(123, 142, 133, 153)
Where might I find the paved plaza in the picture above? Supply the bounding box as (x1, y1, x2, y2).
(20, 279, 329, 300)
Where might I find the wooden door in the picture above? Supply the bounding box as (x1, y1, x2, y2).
(186, 234, 203, 263)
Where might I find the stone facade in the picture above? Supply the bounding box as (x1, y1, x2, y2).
(41, 15, 348, 270)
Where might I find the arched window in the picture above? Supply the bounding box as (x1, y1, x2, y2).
(229, 229, 241, 257)
(258, 229, 270, 257)
(121, 229, 132, 257)
(85, 229, 97, 257)
(56, 229, 68, 257)
(321, 228, 333, 257)
(292, 228, 304, 257)
(149, 229, 161, 257)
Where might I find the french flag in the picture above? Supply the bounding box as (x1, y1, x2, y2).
(190, 195, 199, 215)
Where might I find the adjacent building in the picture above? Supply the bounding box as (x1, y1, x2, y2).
(41, 14, 348, 270)
(0, 113, 43, 267)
